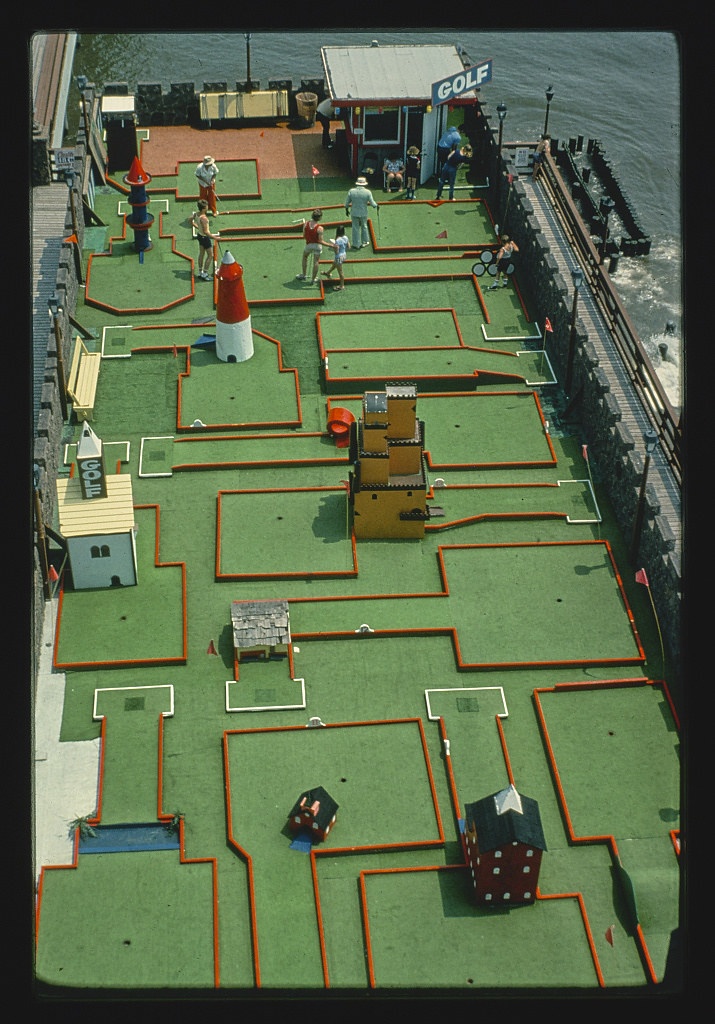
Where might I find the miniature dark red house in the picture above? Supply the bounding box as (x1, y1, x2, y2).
(288, 786, 338, 842)
(461, 783, 546, 906)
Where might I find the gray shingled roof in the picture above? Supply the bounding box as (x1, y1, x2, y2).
(465, 784, 547, 853)
(231, 599, 290, 649)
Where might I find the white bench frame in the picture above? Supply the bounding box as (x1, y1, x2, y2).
(66, 336, 101, 422)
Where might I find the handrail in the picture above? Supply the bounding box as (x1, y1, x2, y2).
(536, 151, 682, 487)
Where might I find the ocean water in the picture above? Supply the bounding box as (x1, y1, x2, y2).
(62, 29, 683, 408)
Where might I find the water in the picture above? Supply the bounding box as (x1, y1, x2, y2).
(63, 29, 683, 408)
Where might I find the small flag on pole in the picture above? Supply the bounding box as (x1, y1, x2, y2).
(582, 444, 588, 461)
(311, 165, 320, 176)
(436, 229, 448, 239)
(635, 568, 650, 587)
(605, 925, 616, 946)
(545, 317, 553, 333)
(207, 639, 218, 656)
(48, 565, 59, 583)
(63, 234, 78, 245)
(508, 173, 514, 184)
(172, 343, 178, 358)
(259, 131, 264, 137)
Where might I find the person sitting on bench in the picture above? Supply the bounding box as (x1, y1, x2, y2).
(383, 153, 405, 192)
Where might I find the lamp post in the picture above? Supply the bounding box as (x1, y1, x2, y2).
(245, 33, 252, 93)
(76, 74, 90, 143)
(496, 102, 507, 202)
(630, 428, 659, 563)
(48, 296, 68, 420)
(599, 196, 615, 262)
(65, 170, 84, 284)
(543, 85, 554, 137)
(565, 266, 584, 394)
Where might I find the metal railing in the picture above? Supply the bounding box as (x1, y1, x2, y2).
(537, 151, 682, 487)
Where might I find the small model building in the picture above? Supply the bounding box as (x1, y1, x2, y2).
(461, 783, 546, 906)
(231, 599, 290, 661)
(288, 786, 338, 842)
(348, 382, 428, 539)
(55, 424, 138, 590)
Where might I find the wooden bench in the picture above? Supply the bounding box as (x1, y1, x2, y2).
(66, 336, 101, 422)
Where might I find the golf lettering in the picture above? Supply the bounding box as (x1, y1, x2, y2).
(78, 457, 107, 499)
(431, 60, 493, 107)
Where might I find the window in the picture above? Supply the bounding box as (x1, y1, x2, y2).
(524, 891, 532, 900)
(90, 544, 111, 558)
(503, 892, 511, 900)
(485, 893, 492, 901)
(494, 849, 502, 858)
(526, 848, 534, 856)
(364, 107, 400, 144)
(294, 816, 301, 823)
(492, 867, 500, 875)
(523, 865, 531, 873)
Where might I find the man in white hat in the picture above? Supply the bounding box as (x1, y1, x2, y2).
(344, 176, 379, 250)
(195, 155, 219, 216)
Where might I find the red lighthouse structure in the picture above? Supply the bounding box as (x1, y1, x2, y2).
(123, 155, 154, 254)
(215, 250, 254, 363)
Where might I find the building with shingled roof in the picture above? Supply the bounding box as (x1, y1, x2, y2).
(230, 599, 291, 662)
(461, 783, 547, 906)
(288, 786, 338, 842)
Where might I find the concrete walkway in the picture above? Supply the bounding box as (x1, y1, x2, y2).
(33, 598, 101, 888)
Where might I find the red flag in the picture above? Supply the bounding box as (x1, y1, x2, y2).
(436, 229, 448, 239)
(259, 131, 264, 137)
(172, 343, 178, 358)
(545, 317, 553, 333)
(48, 565, 59, 583)
(605, 925, 615, 946)
(635, 568, 649, 587)
(63, 234, 78, 244)
(207, 639, 218, 656)
(507, 173, 514, 184)
(311, 165, 320, 176)
(582, 445, 588, 461)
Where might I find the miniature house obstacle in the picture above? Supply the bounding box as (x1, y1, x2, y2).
(347, 383, 429, 539)
(461, 783, 547, 906)
(230, 599, 290, 661)
(288, 786, 338, 842)
(55, 424, 138, 590)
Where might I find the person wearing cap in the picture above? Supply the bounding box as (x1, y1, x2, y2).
(436, 144, 473, 201)
(488, 235, 520, 289)
(195, 155, 220, 216)
(344, 176, 379, 250)
(437, 124, 463, 169)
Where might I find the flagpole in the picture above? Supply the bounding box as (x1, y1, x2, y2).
(636, 569, 665, 678)
(581, 445, 600, 539)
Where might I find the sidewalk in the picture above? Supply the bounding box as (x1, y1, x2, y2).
(33, 598, 101, 887)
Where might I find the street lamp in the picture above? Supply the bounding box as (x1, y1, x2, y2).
(496, 103, 507, 201)
(599, 196, 615, 262)
(630, 428, 659, 563)
(543, 85, 554, 137)
(76, 75, 91, 146)
(48, 295, 68, 419)
(245, 33, 252, 93)
(565, 266, 584, 394)
(65, 170, 84, 284)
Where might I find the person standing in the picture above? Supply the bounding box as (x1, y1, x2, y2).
(191, 200, 220, 280)
(437, 124, 463, 168)
(436, 144, 472, 201)
(321, 225, 349, 290)
(316, 98, 335, 149)
(344, 176, 379, 249)
(382, 152, 405, 192)
(195, 155, 219, 216)
(488, 235, 520, 288)
(296, 209, 324, 285)
(532, 133, 551, 181)
(405, 146, 421, 199)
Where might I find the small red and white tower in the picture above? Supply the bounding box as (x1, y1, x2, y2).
(215, 251, 253, 363)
